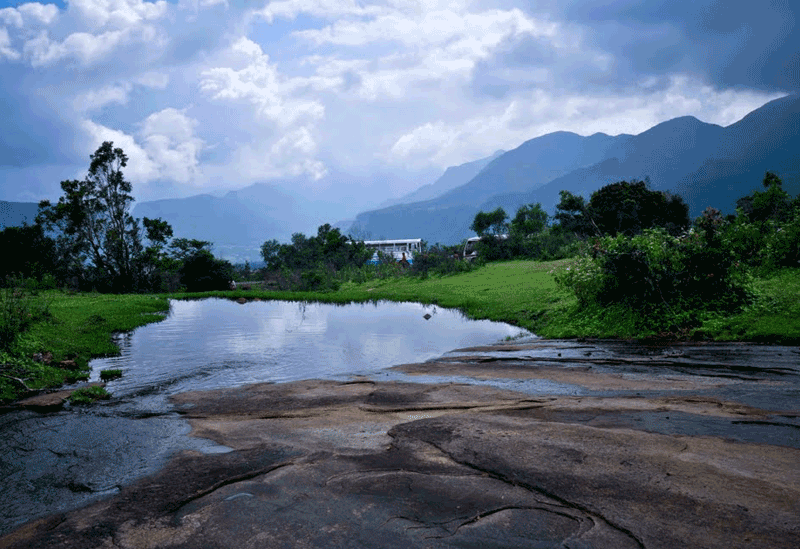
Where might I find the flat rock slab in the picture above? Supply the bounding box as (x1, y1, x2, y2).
(2, 377, 798, 549)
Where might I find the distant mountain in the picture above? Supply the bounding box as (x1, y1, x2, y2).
(133, 183, 329, 262)
(0, 200, 38, 229)
(351, 94, 799, 244)
(378, 150, 506, 209)
(349, 130, 632, 243)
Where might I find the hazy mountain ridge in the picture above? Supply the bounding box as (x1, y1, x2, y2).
(351, 94, 799, 244)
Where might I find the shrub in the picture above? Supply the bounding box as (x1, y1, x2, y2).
(0, 281, 51, 351)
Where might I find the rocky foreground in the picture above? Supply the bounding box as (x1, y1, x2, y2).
(1, 340, 798, 549)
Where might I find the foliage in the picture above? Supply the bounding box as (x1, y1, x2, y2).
(510, 203, 548, 236)
(470, 207, 509, 236)
(179, 249, 235, 292)
(0, 281, 50, 351)
(69, 385, 111, 404)
(260, 224, 374, 291)
(100, 369, 123, 381)
(554, 181, 689, 238)
(0, 224, 60, 284)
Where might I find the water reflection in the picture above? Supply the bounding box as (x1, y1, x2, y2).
(90, 299, 530, 396)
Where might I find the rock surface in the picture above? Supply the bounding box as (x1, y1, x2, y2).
(2, 341, 799, 549)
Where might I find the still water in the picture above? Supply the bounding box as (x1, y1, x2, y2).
(0, 299, 529, 535)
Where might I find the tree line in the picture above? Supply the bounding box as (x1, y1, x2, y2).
(1, 142, 234, 293)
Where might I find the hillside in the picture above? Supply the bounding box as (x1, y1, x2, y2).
(351, 94, 799, 244)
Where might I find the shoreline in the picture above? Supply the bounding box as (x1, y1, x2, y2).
(2, 339, 798, 548)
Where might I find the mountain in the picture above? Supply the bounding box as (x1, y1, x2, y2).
(133, 183, 329, 263)
(0, 200, 38, 229)
(351, 94, 799, 244)
(349, 130, 632, 243)
(378, 150, 506, 209)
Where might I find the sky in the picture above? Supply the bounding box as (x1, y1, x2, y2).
(0, 0, 796, 217)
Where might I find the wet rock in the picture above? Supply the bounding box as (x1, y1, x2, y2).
(423, 313, 431, 320)
(236, 297, 247, 304)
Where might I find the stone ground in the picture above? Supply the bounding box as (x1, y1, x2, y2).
(1, 340, 798, 549)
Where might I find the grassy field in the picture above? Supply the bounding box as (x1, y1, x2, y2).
(1, 293, 169, 402)
(3, 261, 798, 403)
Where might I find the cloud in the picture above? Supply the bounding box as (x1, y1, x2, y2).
(200, 37, 326, 125)
(79, 108, 205, 197)
(388, 75, 786, 168)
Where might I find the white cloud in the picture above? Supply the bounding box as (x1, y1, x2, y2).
(68, 0, 168, 30)
(74, 83, 132, 112)
(200, 37, 325, 125)
(0, 3, 59, 28)
(81, 119, 160, 184)
(140, 108, 205, 185)
(80, 108, 205, 195)
(0, 27, 20, 61)
(387, 76, 786, 168)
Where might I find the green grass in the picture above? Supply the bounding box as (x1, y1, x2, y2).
(699, 268, 800, 343)
(69, 385, 111, 404)
(1, 292, 168, 403)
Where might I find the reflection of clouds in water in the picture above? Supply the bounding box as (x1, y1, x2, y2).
(226, 301, 329, 355)
(93, 298, 530, 394)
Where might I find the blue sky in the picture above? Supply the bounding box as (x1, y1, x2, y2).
(0, 0, 796, 217)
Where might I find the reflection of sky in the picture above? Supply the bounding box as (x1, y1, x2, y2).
(91, 299, 528, 396)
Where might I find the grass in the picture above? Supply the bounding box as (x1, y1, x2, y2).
(3, 261, 797, 403)
(69, 385, 111, 404)
(0, 292, 169, 403)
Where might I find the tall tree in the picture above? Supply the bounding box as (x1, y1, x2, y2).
(510, 203, 548, 236)
(37, 142, 174, 292)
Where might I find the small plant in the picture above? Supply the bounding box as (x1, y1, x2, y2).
(99, 369, 122, 381)
(69, 385, 111, 404)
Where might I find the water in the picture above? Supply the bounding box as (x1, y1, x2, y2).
(0, 299, 529, 534)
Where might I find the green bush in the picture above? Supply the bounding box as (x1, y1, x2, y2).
(0, 282, 51, 351)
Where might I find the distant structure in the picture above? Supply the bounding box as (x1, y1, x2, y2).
(364, 239, 422, 265)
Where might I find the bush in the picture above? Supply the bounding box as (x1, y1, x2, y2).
(0, 281, 51, 351)
(555, 222, 752, 330)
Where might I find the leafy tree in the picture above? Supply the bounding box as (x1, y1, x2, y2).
(510, 203, 548, 236)
(736, 171, 792, 223)
(554, 190, 597, 236)
(586, 181, 689, 237)
(179, 249, 234, 292)
(470, 207, 509, 236)
(0, 223, 59, 284)
(38, 142, 144, 291)
(554, 182, 689, 238)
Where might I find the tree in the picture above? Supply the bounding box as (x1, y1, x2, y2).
(554, 190, 596, 236)
(0, 223, 59, 284)
(554, 182, 689, 238)
(470, 207, 509, 236)
(510, 203, 548, 236)
(38, 142, 143, 291)
(736, 171, 791, 223)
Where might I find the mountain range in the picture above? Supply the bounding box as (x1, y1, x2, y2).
(350, 93, 799, 245)
(1, 94, 797, 260)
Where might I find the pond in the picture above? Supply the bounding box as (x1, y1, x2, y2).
(0, 299, 530, 535)
(90, 299, 530, 399)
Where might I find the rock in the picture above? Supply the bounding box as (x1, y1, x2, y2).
(16, 383, 106, 413)
(423, 313, 431, 320)
(236, 297, 247, 304)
